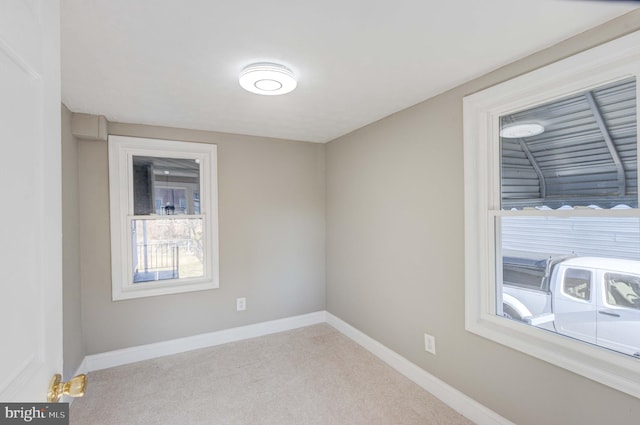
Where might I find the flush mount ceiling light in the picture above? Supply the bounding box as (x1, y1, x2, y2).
(500, 122, 545, 138)
(239, 63, 297, 96)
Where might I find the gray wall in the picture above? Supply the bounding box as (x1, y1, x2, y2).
(325, 12, 640, 425)
(61, 104, 85, 378)
(78, 123, 325, 354)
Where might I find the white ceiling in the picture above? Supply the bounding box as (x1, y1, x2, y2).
(61, 0, 638, 143)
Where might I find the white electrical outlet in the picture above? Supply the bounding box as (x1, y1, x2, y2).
(424, 333, 436, 355)
(236, 297, 246, 311)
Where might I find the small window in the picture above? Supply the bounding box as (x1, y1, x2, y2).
(563, 268, 591, 301)
(109, 136, 219, 300)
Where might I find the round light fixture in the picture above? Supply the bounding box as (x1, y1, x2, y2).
(239, 63, 297, 95)
(500, 123, 545, 138)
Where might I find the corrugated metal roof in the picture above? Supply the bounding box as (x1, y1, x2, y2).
(501, 77, 637, 209)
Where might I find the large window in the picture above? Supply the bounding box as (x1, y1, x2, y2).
(109, 136, 219, 300)
(464, 31, 640, 398)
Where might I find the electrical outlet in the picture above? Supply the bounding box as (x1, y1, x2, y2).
(424, 333, 436, 355)
(236, 297, 246, 311)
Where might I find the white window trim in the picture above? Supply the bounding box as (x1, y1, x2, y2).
(464, 31, 640, 399)
(108, 135, 219, 301)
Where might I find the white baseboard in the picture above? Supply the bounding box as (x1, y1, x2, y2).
(325, 313, 514, 425)
(83, 311, 326, 372)
(77, 310, 510, 425)
(75, 357, 89, 376)
(62, 357, 89, 405)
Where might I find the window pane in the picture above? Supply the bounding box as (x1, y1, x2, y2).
(563, 268, 591, 301)
(500, 77, 637, 210)
(498, 216, 640, 357)
(132, 218, 204, 283)
(132, 156, 200, 215)
(605, 273, 640, 310)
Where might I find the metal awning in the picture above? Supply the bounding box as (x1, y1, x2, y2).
(501, 77, 637, 209)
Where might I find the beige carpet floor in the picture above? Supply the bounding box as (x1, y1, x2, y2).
(70, 324, 475, 425)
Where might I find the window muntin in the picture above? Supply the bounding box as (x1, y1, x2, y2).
(463, 30, 640, 399)
(109, 136, 219, 300)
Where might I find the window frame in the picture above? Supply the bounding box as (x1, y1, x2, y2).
(463, 31, 640, 399)
(108, 135, 219, 301)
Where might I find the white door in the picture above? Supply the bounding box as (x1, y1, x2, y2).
(0, 0, 62, 401)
